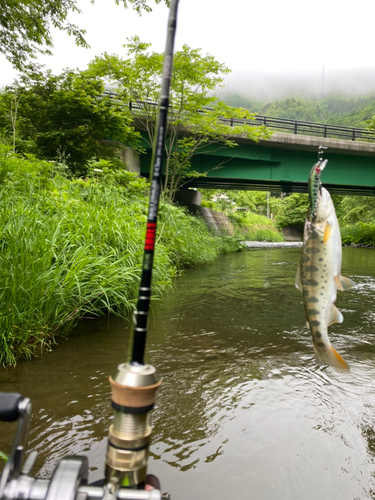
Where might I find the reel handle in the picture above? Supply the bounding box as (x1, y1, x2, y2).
(0, 393, 23, 422)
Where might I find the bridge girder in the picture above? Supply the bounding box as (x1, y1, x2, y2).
(138, 132, 375, 196)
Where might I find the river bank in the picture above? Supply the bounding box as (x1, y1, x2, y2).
(3, 145, 372, 367)
(0, 147, 241, 367)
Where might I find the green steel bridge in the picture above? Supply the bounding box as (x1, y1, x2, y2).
(133, 105, 375, 196)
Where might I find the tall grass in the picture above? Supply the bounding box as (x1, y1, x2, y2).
(228, 211, 284, 242)
(0, 146, 238, 366)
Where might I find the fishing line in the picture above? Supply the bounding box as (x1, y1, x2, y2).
(130, 0, 179, 366)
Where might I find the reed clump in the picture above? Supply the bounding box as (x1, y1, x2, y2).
(0, 146, 239, 366)
(229, 211, 284, 242)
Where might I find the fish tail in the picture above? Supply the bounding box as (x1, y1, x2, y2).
(313, 343, 349, 371)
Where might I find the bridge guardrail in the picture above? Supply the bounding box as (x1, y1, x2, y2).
(231, 115, 375, 143)
(103, 94, 375, 143)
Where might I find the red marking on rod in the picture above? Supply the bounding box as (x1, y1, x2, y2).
(145, 222, 157, 251)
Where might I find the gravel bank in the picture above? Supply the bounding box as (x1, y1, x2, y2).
(242, 241, 302, 248)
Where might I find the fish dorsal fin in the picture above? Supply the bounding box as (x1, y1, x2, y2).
(327, 305, 344, 326)
(323, 222, 332, 244)
(295, 264, 302, 291)
(334, 275, 356, 291)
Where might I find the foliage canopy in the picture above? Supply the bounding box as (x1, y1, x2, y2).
(0, 69, 141, 174)
(88, 38, 271, 199)
(223, 93, 375, 129)
(0, 0, 167, 69)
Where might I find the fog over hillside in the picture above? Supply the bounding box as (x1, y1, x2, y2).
(223, 66, 375, 102)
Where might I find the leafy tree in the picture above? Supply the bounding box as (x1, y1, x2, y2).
(1, 69, 140, 174)
(0, 0, 167, 70)
(88, 38, 271, 200)
(366, 115, 375, 135)
(250, 93, 375, 128)
(273, 193, 309, 231)
(222, 93, 263, 113)
(338, 195, 375, 225)
(261, 97, 322, 122)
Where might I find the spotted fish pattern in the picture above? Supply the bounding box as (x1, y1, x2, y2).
(295, 184, 355, 371)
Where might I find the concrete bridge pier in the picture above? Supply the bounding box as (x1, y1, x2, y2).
(174, 188, 202, 206)
(102, 142, 141, 174)
(122, 148, 140, 174)
(174, 188, 234, 235)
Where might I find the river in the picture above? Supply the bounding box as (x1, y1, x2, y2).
(1, 247, 375, 499)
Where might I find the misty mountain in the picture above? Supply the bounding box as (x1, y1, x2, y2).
(224, 67, 375, 102)
(222, 93, 375, 128)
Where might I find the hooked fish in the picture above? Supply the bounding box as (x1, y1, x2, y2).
(295, 161, 355, 370)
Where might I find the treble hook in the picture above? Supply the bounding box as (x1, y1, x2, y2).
(318, 145, 328, 164)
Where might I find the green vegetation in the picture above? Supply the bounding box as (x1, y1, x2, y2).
(3, 10, 375, 369)
(337, 196, 375, 245)
(199, 189, 375, 247)
(0, 147, 239, 367)
(0, 38, 274, 367)
(88, 38, 270, 200)
(222, 93, 375, 128)
(341, 223, 375, 246)
(0, 69, 140, 174)
(1, 41, 271, 196)
(1, 0, 167, 70)
(222, 93, 264, 113)
(200, 190, 285, 242)
(271, 193, 309, 233)
(229, 212, 283, 242)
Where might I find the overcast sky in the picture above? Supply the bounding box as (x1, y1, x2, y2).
(1, 0, 375, 99)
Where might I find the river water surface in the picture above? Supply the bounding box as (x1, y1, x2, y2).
(1, 247, 375, 499)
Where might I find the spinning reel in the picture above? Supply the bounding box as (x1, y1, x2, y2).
(1, 2, 178, 499)
(0, 365, 163, 500)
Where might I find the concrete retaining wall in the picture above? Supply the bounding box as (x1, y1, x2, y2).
(174, 189, 234, 235)
(187, 205, 235, 235)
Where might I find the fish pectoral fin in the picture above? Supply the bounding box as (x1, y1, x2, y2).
(313, 343, 349, 371)
(327, 305, 344, 326)
(323, 222, 333, 244)
(295, 264, 303, 291)
(334, 275, 356, 291)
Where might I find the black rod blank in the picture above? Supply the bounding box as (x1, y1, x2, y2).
(131, 0, 179, 365)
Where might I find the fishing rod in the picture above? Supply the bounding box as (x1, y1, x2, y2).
(0, 1, 179, 499)
(105, 0, 179, 490)
(131, 0, 178, 365)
